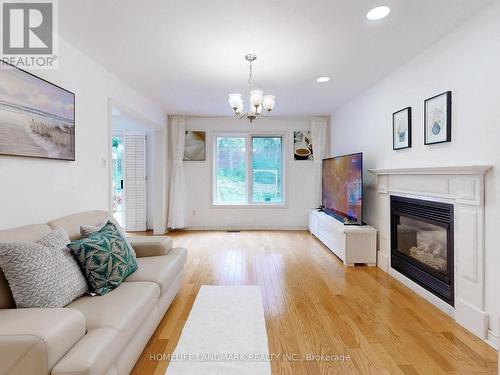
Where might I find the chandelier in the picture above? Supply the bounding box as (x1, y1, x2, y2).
(228, 54, 275, 122)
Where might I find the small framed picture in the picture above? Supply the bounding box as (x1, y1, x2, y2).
(393, 107, 412, 150)
(293, 131, 313, 160)
(424, 91, 452, 145)
(183, 131, 206, 161)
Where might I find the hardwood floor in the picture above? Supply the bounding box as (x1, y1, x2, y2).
(131, 230, 497, 375)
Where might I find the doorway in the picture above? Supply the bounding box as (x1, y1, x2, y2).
(111, 106, 148, 232)
(109, 102, 168, 235)
(112, 134, 124, 226)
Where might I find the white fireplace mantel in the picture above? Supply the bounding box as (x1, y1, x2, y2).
(369, 165, 492, 340)
(370, 165, 492, 175)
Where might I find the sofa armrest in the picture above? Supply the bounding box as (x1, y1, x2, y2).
(0, 308, 86, 375)
(127, 236, 173, 257)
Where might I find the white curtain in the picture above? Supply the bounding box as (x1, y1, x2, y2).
(167, 116, 186, 229)
(310, 116, 328, 208)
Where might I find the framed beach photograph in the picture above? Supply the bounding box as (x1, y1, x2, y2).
(184, 131, 206, 161)
(393, 107, 412, 150)
(424, 91, 452, 145)
(294, 130, 313, 160)
(0, 61, 75, 160)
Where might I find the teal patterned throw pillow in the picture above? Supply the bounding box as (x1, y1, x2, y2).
(68, 221, 138, 295)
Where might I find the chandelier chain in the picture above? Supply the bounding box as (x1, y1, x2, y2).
(248, 60, 253, 93)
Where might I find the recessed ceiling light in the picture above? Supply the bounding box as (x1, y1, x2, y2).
(366, 6, 391, 21)
(316, 76, 330, 83)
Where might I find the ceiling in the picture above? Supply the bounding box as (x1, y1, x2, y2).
(59, 0, 492, 116)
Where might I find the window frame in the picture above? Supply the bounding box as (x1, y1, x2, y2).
(211, 131, 287, 208)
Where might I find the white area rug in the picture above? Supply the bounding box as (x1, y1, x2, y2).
(166, 285, 272, 375)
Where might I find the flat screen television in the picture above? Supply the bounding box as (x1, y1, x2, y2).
(322, 152, 363, 224)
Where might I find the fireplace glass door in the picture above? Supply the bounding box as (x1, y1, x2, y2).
(395, 216, 448, 276)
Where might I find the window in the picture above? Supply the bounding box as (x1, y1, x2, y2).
(214, 134, 284, 205)
(215, 137, 246, 204)
(252, 137, 282, 203)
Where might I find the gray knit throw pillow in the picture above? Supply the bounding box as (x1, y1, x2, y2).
(0, 228, 88, 308)
(80, 219, 108, 237)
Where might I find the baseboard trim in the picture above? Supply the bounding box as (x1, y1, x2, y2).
(486, 329, 499, 349)
(389, 267, 493, 345)
(183, 225, 309, 231)
(455, 298, 488, 340)
(389, 267, 455, 317)
(377, 251, 389, 272)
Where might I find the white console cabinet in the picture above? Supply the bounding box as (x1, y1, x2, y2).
(309, 210, 377, 266)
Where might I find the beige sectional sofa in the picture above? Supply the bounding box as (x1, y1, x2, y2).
(0, 211, 186, 375)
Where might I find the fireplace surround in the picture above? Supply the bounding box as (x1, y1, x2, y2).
(390, 196, 454, 305)
(370, 166, 492, 340)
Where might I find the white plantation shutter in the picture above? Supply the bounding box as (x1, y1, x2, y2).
(124, 132, 147, 231)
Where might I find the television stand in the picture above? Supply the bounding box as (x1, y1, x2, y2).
(309, 209, 377, 267)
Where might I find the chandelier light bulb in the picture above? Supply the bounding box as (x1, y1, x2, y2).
(262, 95, 275, 112)
(235, 104, 244, 115)
(250, 89, 264, 108)
(250, 105, 263, 116)
(228, 93, 243, 110)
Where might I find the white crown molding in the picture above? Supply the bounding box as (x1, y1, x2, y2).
(369, 166, 492, 176)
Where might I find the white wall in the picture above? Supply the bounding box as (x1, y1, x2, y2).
(0, 37, 166, 230)
(183, 116, 316, 229)
(329, 2, 500, 340)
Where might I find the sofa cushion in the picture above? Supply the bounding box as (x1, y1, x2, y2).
(66, 281, 159, 334)
(51, 328, 119, 375)
(54, 282, 164, 375)
(68, 221, 138, 295)
(0, 308, 86, 372)
(125, 248, 187, 294)
(127, 236, 173, 257)
(48, 210, 110, 241)
(0, 224, 53, 242)
(0, 228, 88, 308)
